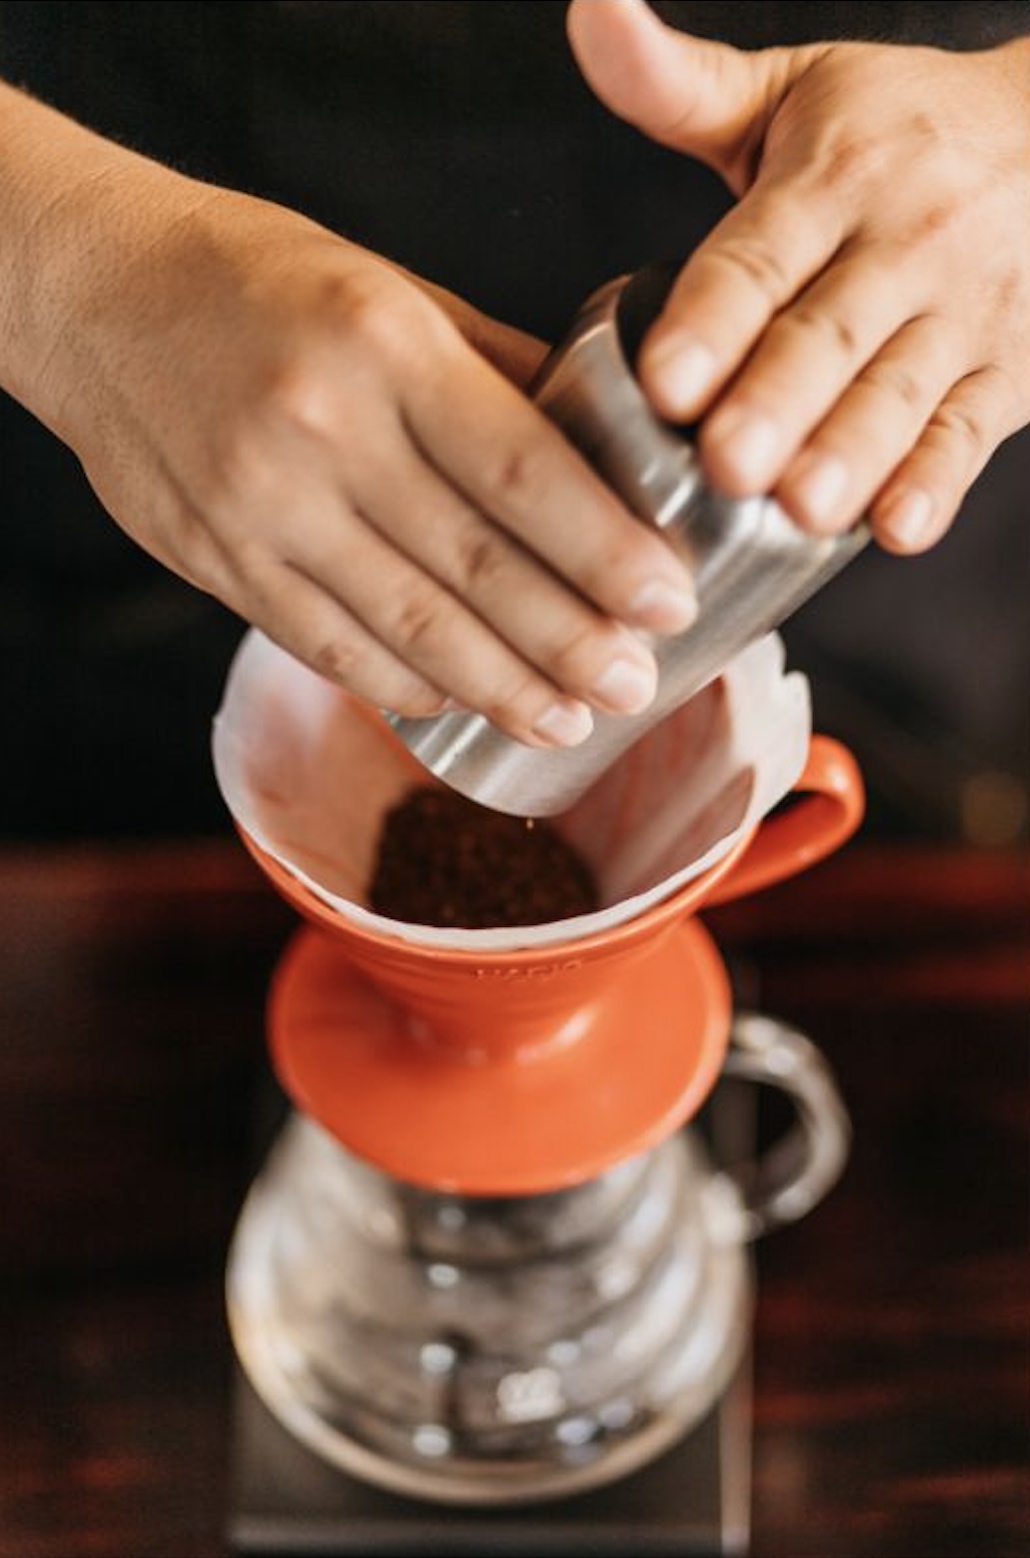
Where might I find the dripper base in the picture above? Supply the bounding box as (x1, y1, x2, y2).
(268, 916, 733, 1195)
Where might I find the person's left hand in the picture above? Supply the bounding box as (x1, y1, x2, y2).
(568, 0, 1030, 555)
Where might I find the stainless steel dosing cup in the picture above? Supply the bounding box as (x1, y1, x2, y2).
(388, 263, 870, 816)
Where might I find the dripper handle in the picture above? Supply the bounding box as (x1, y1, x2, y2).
(703, 733, 865, 907)
(713, 1012, 852, 1241)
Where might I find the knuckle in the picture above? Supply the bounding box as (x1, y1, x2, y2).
(257, 353, 338, 442)
(260, 273, 446, 441)
(932, 395, 989, 457)
(860, 357, 924, 412)
(780, 303, 859, 361)
(489, 440, 540, 506)
(387, 581, 447, 653)
(454, 528, 506, 593)
(204, 347, 342, 471)
(340, 276, 415, 361)
(812, 130, 891, 197)
(712, 237, 795, 308)
(310, 633, 362, 686)
(906, 196, 960, 247)
(338, 268, 451, 370)
(311, 631, 445, 716)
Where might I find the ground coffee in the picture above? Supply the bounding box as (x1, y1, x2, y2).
(369, 785, 600, 929)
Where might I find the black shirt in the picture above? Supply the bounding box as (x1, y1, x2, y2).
(0, 1, 1027, 839)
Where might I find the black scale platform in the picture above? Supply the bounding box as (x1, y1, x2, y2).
(228, 1356, 752, 1558)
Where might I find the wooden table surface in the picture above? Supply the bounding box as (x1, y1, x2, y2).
(0, 838, 1026, 1558)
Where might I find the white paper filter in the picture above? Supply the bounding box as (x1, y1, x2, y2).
(212, 629, 811, 951)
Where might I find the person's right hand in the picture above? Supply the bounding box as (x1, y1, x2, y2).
(0, 82, 698, 748)
(568, 0, 1030, 557)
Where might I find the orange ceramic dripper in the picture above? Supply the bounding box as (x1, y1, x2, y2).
(240, 733, 864, 1197)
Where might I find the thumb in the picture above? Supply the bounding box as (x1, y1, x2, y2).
(566, 0, 789, 193)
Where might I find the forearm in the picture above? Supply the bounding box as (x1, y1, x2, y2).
(0, 79, 209, 436)
(0, 75, 546, 453)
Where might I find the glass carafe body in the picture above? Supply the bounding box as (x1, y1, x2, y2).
(227, 1014, 850, 1507)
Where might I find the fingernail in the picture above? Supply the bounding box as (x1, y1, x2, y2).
(591, 656, 657, 714)
(791, 455, 850, 528)
(877, 487, 935, 550)
(532, 699, 594, 747)
(628, 577, 697, 633)
(645, 337, 716, 413)
(707, 408, 780, 487)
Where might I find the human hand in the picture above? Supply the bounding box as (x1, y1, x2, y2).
(567, 0, 1030, 554)
(0, 85, 698, 748)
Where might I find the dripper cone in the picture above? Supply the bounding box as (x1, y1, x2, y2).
(212, 629, 864, 1192)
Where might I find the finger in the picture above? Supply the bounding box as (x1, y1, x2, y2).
(276, 499, 601, 749)
(870, 368, 1016, 554)
(185, 479, 576, 737)
(772, 316, 961, 535)
(566, 0, 785, 184)
(698, 249, 925, 497)
(638, 181, 846, 422)
(402, 346, 699, 638)
(346, 439, 662, 720)
(217, 556, 452, 717)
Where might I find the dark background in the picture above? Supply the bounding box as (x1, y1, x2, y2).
(0, 0, 1026, 843)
